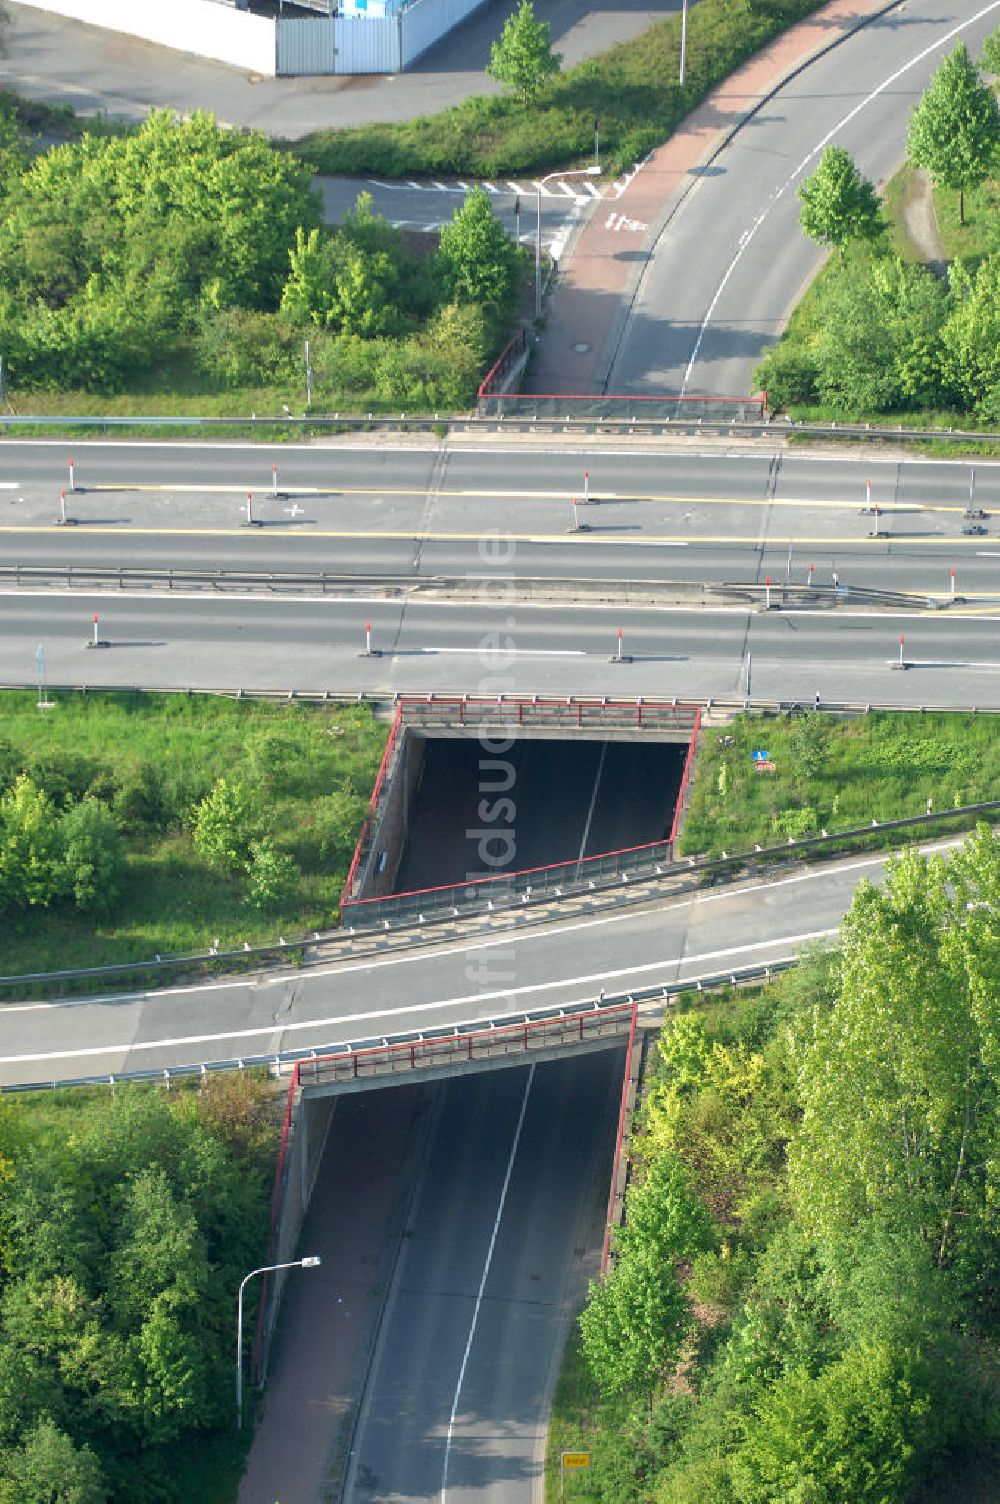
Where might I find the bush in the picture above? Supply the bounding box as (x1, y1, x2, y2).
(191, 778, 260, 871)
(58, 799, 125, 913)
(111, 763, 167, 833)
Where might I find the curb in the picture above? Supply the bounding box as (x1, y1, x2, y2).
(593, 0, 906, 389)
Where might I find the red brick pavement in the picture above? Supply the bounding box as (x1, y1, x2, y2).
(526, 0, 895, 396)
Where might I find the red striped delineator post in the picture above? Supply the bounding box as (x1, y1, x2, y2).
(68, 457, 76, 493)
(85, 611, 109, 650)
(891, 632, 908, 670)
(951, 567, 956, 600)
(272, 465, 279, 497)
(56, 490, 76, 526)
(360, 621, 380, 658)
(609, 625, 632, 664)
(583, 469, 590, 504)
(244, 491, 262, 528)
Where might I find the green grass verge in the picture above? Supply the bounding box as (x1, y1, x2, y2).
(297, 0, 834, 180)
(0, 691, 387, 989)
(931, 176, 1000, 263)
(544, 1325, 637, 1500)
(678, 709, 1000, 858)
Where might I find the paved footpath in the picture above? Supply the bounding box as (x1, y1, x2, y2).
(526, 0, 893, 397)
(238, 1086, 428, 1504)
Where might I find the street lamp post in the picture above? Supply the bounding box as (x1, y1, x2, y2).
(535, 165, 602, 321)
(679, 0, 688, 85)
(236, 1255, 322, 1428)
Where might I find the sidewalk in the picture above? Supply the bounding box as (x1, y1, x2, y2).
(237, 1085, 426, 1504)
(526, 0, 894, 396)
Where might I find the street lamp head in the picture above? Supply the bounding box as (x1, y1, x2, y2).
(584, 165, 601, 175)
(300, 1255, 322, 1268)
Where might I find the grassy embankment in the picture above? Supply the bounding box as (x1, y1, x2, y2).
(0, 691, 386, 986)
(677, 709, 1000, 858)
(544, 962, 1000, 1502)
(297, 0, 835, 181)
(761, 159, 1000, 446)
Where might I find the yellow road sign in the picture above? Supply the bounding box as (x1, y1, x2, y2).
(561, 1452, 591, 1469)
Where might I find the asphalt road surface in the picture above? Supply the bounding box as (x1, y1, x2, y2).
(4, 441, 1000, 590)
(4, 0, 677, 134)
(2, 442, 1000, 703)
(0, 843, 939, 1086)
(318, 174, 597, 262)
(606, 0, 1000, 398)
(343, 1053, 620, 1503)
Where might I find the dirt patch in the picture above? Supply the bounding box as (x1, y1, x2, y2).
(900, 168, 947, 277)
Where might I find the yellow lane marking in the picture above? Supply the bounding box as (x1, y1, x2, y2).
(0, 525, 997, 547)
(77, 483, 975, 514)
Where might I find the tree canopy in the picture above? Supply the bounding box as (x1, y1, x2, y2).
(907, 43, 1000, 224)
(572, 830, 1000, 1501)
(0, 1078, 275, 1500)
(487, 0, 561, 104)
(798, 146, 882, 256)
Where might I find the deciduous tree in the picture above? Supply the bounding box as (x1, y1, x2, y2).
(907, 43, 999, 225)
(580, 1247, 689, 1398)
(487, 0, 561, 104)
(437, 189, 523, 318)
(798, 147, 883, 258)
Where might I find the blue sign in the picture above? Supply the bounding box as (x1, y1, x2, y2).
(751, 749, 770, 762)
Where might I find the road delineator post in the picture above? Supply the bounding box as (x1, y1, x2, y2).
(891, 632, 909, 671)
(68, 457, 76, 494)
(570, 496, 589, 532)
(609, 625, 632, 665)
(243, 491, 262, 528)
(360, 620, 381, 658)
(55, 490, 76, 527)
(85, 612, 109, 650)
(583, 468, 590, 504)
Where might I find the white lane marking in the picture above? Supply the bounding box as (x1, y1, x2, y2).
(679, 0, 1000, 397)
(0, 931, 839, 1065)
(440, 1064, 534, 1503)
(577, 742, 608, 863)
(506, 181, 525, 195)
(0, 483, 19, 490)
(583, 180, 603, 199)
(417, 647, 588, 657)
(482, 181, 500, 193)
(3, 842, 962, 1017)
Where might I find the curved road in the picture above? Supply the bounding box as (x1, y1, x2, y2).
(607, 0, 1000, 397)
(0, 845, 935, 1087)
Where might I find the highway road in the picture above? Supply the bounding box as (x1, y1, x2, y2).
(606, 0, 1000, 398)
(343, 1054, 620, 1504)
(2, 440, 1000, 704)
(0, 844, 929, 1087)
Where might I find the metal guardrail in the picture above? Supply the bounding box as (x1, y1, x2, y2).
(296, 1001, 636, 1089)
(342, 838, 677, 928)
(3, 790, 993, 996)
(0, 959, 799, 1095)
(5, 410, 1000, 447)
(341, 786, 1000, 930)
(0, 566, 961, 615)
